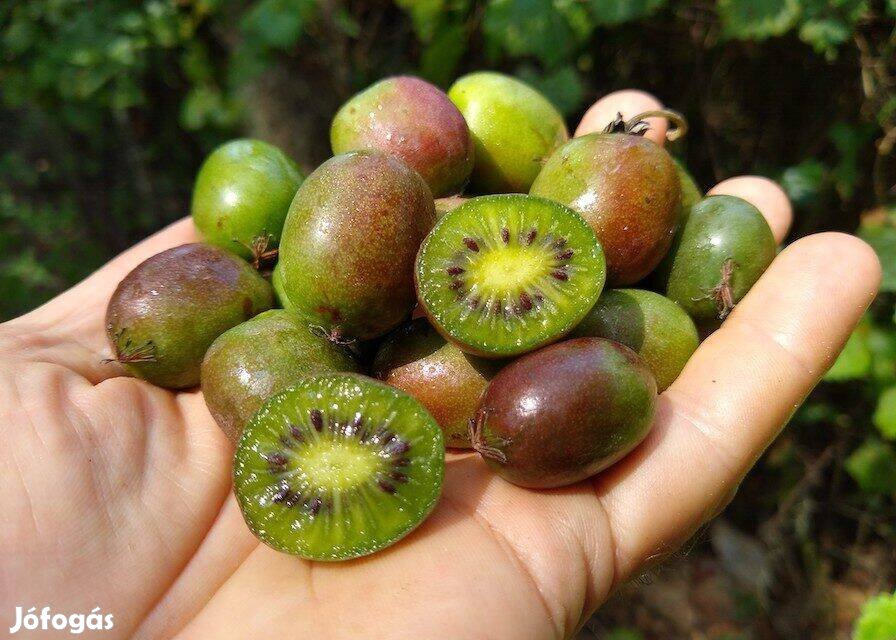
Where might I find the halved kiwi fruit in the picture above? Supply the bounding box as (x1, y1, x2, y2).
(415, 194, 606, 358)
(233, 373, 444, 560)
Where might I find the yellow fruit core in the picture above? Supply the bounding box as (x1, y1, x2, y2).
(291, 437, 382, 492)
(466, 245, 552, 293)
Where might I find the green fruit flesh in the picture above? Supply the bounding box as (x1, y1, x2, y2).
(233, 374, 444, 560)
(191, 139, 303, 260)
(416, 195, 606, 358)
(659, 195, 776, 325)
(276, 150, 435, 340)
(530, 132, 681, 286)
(448, 72, 568, 194)
(572, 289, 698, 390)
(473, 338, 657, 488)
(105, 243, 274, 389)
(201, 310, 362, 443)
(373, 319, 504, 448)
(331, 76, 473, 197)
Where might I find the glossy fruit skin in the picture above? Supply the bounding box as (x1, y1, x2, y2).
(674, 158, 702, 210)
(571, 289, 698, 391)
(448, 72, 568, 194)
(106, 243, 274, 389)
(658, 195, 776, 325)
(191, 139, 304, 259)
(373, 319, 504, 448)
(530, 132, 681, 286)
(331, 76, 473, 197)
(276, 150, 435, 340)
(201, 310, 361, 443)
(473, 338, 657, 488)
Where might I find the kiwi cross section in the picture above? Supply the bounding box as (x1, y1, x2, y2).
(234, 374, 444, 560)
(415, 195, 606, 358)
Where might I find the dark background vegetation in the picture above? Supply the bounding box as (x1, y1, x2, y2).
(2, 1, 895, 637)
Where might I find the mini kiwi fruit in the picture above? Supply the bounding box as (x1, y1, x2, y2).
(657, 194, 776, 325)
(530, 113, 683, 286)
(372, 318, 504, 448)
(105, 243, 274, 389)
(471, 338, 657, 488)
(191, 139, 304, 264)
(571, 289, 699, 391)
(233, 373, 444, 560)
(276, 150, 435, 341)
(331, 76, 473, 197)
(201, 310, 362, 444)
(415, 194, 606, 358)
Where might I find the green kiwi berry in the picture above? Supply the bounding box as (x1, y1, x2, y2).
(448, 72, 568, 194)
(191, 139, 304, 262)
(571, 289, 698, 391)
(201, 310, 362, 443)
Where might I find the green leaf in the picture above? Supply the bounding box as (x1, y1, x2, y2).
(420, 23, 468, 86)
(483, 0, 574, 67)
(778, 159, 828, 213)
(845, 439, 896, 494)
(717, 0, 800, 40)
(606, 629, 644, 640)
(854, 592, 896, 640)
(798, 18, 851, 59)
(873, 386, 896, 440)
(395, 0, 446, 42)
(241, 0, 314, 49)
(586, 0, 666, 26)
(516, 65, 585, 116)
(858, 224, 896, 293)
(825, 324, 873, 382)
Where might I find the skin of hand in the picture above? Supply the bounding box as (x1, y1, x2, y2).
(0, 90, 881, 640)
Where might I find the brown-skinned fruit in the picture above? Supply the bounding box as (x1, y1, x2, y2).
(471, 338, 657, 488)
(105, 243, 274, 389)
(372, 318, 505, 448)
(530, 119, 681, 286)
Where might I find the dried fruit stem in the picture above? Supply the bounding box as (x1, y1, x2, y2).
(604, 109, 689, 142)
(468, 411, 509, 464)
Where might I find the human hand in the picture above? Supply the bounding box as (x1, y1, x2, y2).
(0, 90, 880, 639)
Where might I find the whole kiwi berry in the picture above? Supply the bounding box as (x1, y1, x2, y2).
(276, 150, 436, 341)
(331, 76, 473, 197)
(657, 195, 776, 326)
(105, 243, 274, 389)
(674, 158, 702, 210)
(530, 115, 682, 286)
(373, 319, 504, 448)
(448, 72, 568, 194)
(571, 289, 699, 391)
(471, 337, 657, 488)
(191, 139, 304, 264)
(201, 309, 362, 443)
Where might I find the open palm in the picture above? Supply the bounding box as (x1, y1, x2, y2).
(0, 91, 881, 640)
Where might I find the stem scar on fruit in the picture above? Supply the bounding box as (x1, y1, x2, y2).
(236, 232, 279, 271)
(603, 109, 689, 143)
(692, 258, 738, 320)
(468, 410, 511, 465)
(102, 327, 157, 364)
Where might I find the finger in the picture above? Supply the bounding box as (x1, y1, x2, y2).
(708, 176, 793, 243)
(575, 89, 668, 145)
(594, 232, 880, 585)
(2, 218, 200, 381)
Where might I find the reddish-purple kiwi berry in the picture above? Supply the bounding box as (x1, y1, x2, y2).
(105, 243, 274, 389)
(276, 151, 435, 341)
(331, 76, 473, 197)
(471, 338, 657, 488)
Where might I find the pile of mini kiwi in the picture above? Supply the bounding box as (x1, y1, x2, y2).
(105, 72, 776, 561)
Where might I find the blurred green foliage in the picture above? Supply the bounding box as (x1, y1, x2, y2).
(1, 0, 895, 632)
